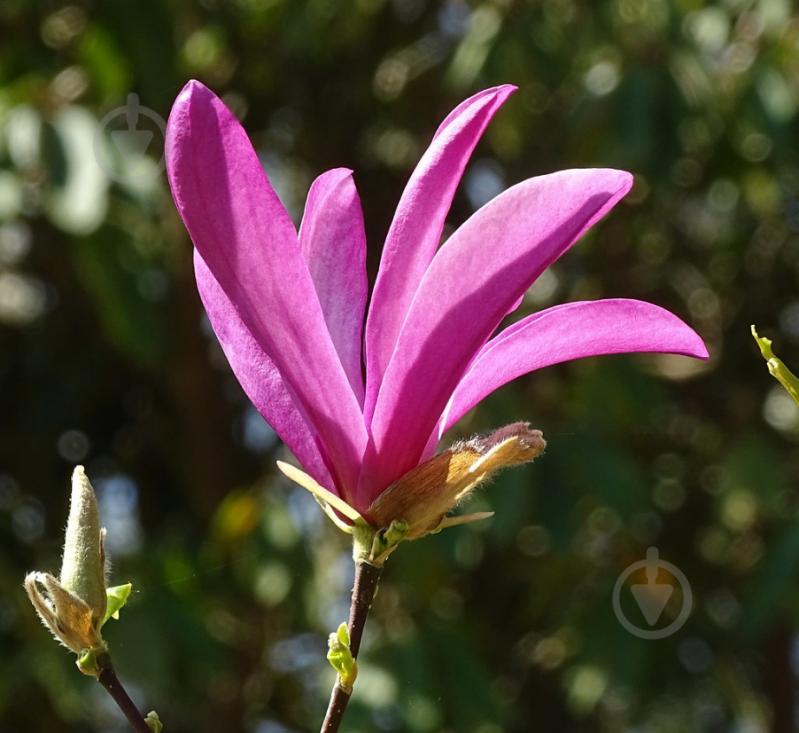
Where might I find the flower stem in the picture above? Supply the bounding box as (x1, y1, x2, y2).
(96, 652, 152, 733)
(320, 560, 383, 733)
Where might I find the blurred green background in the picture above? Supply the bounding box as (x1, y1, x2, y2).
(2, 0, 799, 731)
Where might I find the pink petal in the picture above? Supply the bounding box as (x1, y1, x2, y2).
(195, 251, 334, 488)
(359, 168, 633, 501)
(363, 85, 517, 423)
(438, 298, 709, 436)
(166, 81, 366, 501)
(299, 168, 368, 405)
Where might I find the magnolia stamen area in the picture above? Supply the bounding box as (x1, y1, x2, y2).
(279, 422, 546, 545)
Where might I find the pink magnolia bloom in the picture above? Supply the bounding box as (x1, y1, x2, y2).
(165, 81, 708, 527)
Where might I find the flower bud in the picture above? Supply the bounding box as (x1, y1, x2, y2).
(61, 466, 107, 624)
(24, 466, 109, 671)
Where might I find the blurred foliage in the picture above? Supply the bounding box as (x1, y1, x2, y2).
(1, 0, 799, 732)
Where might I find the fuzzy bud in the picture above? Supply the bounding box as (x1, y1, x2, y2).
(61, 466, 107, 624)
(24, 466, 109, 672)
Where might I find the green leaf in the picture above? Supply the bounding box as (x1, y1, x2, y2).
(145, 711, 164, 732)
(752, 325, 799, 404)
(102, 583, 133, 627)
(327, 622, 358, 691)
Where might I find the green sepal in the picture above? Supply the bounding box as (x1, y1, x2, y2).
(381, 519, 409, 548)
(371, 520, 409, 564)
(276, 461, 364, 534)
(752, 325, 799, 405)
(327, 622, 358, 691)
(351, 519, 410, 567)
(102, 583, 133, 627)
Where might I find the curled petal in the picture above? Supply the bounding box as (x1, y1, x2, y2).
(438, 298, 710, 436)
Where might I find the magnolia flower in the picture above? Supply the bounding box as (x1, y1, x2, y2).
(165, 81, 707, 542)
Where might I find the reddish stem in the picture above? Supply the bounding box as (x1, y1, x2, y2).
(320, 561, 382, 733)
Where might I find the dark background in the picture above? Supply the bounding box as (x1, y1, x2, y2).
(2, 1, 799, 731)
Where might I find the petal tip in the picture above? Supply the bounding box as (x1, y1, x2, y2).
(478, 84, 517, 110)
(656, 305, 710, 361)
(168, 80, 217, 145)
(672, 321, 710, 360)
(691, 338, 711, 361)
(330, 166, 356, 181)
(614, 168, 635, 194)
(496, 83, 518, 98)
(175, 79, 212, 106)
(567, 168, 635, 199)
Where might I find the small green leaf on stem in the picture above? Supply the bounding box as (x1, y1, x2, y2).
(327, 622, 358, 692)
(336, 622, 351, 647)
(370, 520, 409, 564)
(103, 583, 133, 627)
(145, 711, 163, 732)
